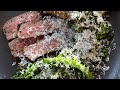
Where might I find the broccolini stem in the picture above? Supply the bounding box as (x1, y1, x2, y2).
(43, 55, 93, 79)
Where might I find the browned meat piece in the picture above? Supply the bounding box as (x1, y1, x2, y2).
(24, 37, 63, 61)
(45, 11, 70, 19)
(3, 11, 41, 40)
(17, 18, 62, 39)
(8, 35, 44, 57)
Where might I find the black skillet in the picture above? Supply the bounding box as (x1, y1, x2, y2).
(0, 11, 119, 79)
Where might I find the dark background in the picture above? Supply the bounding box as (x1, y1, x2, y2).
(0, 11, 26, 79)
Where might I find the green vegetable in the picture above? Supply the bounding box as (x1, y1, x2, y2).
(96, 22, 112, 40)
(11, 62, 42, 79)
(11, 55, 93, 79)
(43, 55, 93, 79)
(67, 21, 83, 33)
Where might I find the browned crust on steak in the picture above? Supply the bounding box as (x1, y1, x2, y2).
(45, 11, 70, 19)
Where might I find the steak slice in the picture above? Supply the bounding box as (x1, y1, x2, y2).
(24, 36, 63, 61)
(17, 18, 63, 39)
(3, 11, 41, 40)
(8, 35, 44, 57)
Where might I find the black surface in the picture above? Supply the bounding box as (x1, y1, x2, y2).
(101, 11, 120, 79)
(0, 11, 120, 79)
(0, 11, 26, 79)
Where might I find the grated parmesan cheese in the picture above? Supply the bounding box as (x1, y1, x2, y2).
(13, 11, 113, 79)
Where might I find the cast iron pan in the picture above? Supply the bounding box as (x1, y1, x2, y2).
(0, 11, 119, 79)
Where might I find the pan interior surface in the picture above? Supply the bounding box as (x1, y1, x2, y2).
(0, 11, 27, 79)
(0, 11, 120, 79)
(101, 11, 120, 79)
